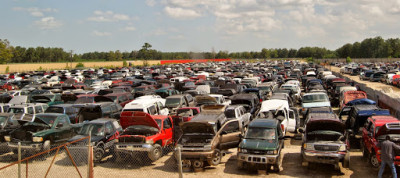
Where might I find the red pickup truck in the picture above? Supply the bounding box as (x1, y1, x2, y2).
(114, 111, 174, 162)
(361, 115, 400, 168)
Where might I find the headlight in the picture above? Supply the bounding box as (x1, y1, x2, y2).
(238, 148, 247, 153)
(4, 136, 10, 142)
(267, 150, 278, 155)
(303, 143, 314, 150)
(339, 145, 347, 151)
(32, 137, 43, 142)
(204, 144, 212, 150)
(146, 140, 154, 144)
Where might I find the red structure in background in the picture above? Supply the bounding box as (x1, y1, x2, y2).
(160, 59, 231, 64)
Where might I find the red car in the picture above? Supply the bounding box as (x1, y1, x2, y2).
(361, 115, 400, 168)
(114, 111, 174, 162)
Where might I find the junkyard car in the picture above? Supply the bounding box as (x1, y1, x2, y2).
(115, 111, 174, 162)
(0, 113, 19, 153)
(6, 113, 78, 153)
(179, 119, 243, 169)
(237, 119, 284, 172)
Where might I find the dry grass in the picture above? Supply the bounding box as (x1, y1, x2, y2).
(0, 60, 161, 73)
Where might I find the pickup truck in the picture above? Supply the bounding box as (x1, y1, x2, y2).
(114, 112, 174, 162)
(257, 100, 297, 135)
(225, 105, 251, 127)
(301, 92, 331, 117)
(237, 119, 284, 172)
(5, 113, 79, 154)
(299, 116, 350, 171)
(190, 104, 228, 132)
(0, 113, 19, 153)
(179, 119, 243, 170)
(361, 115, 400, 168)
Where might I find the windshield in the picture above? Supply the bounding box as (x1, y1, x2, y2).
(166, 98, 181, 107)
(45, 107, 64, 113)
(75, 97, 94, 104)
(245, 127, 276, 140)
(257, 87, 271, 92)
(8, 108, 24, 113)
(134, 88, 144, 92)
(35, 115, 58, 127)
(105, 96, 117, 102)
(79, 123, 105, 136)
(307, 130, 344, 141)
(303, 94, 329, 103)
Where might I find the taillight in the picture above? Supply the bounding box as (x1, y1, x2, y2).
(281, 124, 285, 131)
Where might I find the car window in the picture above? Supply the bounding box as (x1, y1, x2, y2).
(35, 106, 43, 113)
(55, 95, 62, 101)
(110, 105, 118, 112)
(42, 105, 49, 111)
(163, 118, 172, 129)
(221, 121, 240, 133)
(57, 116, 68, 128)
(186, 95, 193, 102)
(102, 106, 111, 114)
(27, 107, 34, 114)
(192, 109, 199, 115)
(105, 122, 114, 134)
(148, 105, 157, 115)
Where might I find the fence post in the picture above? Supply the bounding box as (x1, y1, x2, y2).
(18, 142, 21, 178)
(87, 133, 92, 178)
(177, 147, 183, 178)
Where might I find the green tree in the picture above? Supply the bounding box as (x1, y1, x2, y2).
(0, 39, 14, 64)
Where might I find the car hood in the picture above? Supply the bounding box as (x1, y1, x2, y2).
(376, 122, 400, 138)
(195, 96, 217, 103)
(306, 119, 344, 133)
(120, 111, 160, 130)
(239, 138, 278, 151)
(181, 122, 215, 135)
(302, 101, 331, 108)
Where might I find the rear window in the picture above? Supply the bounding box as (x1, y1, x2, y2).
(45, 107, 64, 113)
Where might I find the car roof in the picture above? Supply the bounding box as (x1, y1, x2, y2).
(248, 119, 278, 128)
(370, 115, 400, 126)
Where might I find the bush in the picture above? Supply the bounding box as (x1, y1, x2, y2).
(76, 62, 84, 68)
(346, 57, 352, 63)
(38, 66, 43, 71)
(123, 60, 128, 67)
(5, 66, 9, 73)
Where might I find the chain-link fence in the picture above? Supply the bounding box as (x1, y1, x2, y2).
(0, 136, 92, 178)
(0, 138, 183, 178)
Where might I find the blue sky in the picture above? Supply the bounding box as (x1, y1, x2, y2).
(1, 0, 400, 54)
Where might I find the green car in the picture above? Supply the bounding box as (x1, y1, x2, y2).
(237, 119, 285, 172)
(31, 94, 64, 106)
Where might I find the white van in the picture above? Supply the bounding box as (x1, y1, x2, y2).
(123, 95, 169, 115)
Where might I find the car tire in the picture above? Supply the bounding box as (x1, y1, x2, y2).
(207, 149, 222, 166)
(93, 147, 105, 163)
(342, 153, 350, 168)
(369, 152, 380, 168)
(148, 144, 162, 162)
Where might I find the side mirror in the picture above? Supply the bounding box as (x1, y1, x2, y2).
(298, 127, 305, 133)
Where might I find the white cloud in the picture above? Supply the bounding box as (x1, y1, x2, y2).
(122, 26, 136, 31)
(146, 0, 156, 7)
(92, 30, 111, 36)
(88, 10, 130, 22)
(34, 16, 62, 29)
(164, 7, 202, 19)
(13, 7, 58, 17)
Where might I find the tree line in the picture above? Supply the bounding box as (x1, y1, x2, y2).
(1, 36, 400, 64)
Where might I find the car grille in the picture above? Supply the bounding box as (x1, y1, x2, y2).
(314, 145, 339, 151)
(11, 130, 33, 142)
(119, 136, 144, 143)
(247, 149, 268, 155)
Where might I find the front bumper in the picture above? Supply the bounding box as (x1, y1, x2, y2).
(302, 150, 346, 164)
(114, 143, 154, 153)
(237, 152, 279, 164)
(7, 142, 43, 152)
(180, 148, 214, 160)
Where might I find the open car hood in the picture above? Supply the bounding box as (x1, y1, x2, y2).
(343, 91, 367, 104)
(181, 122, 215, 135)
(376, 122, 400, 138)
(306, 118, 345, 133)
(346, 98, 376, 106)
(119, 111, 160, 130)
(195, 96, 217, 103)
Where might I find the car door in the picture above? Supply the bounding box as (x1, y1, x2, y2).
(54, 116, 71, 143)
(287, 109, 297, 133)
(217, 120, 241, 150)
(163, 117, 173, 146)
(104, 122, 117, 150)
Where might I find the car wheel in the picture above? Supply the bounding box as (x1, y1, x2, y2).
(369, 152, 380, 168)
(342, 153, 350, 168)
(207, 149, 222, 166)
(93, 147, 105, 163)
(148, 144, 162, 162)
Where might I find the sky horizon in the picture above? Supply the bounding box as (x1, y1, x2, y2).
(1, 0, 400, 54)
